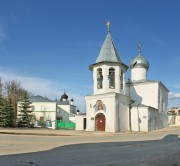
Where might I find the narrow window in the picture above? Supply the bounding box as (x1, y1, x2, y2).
(120, 70, 123, 89)
(108, 68, 115, 88)
(97, 68, 103, 89)
(31, 105, 35, 111)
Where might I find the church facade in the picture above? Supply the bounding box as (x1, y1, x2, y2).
(76, 22, 169, 132)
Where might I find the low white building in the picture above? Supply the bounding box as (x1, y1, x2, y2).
(17, 92, 76, 129)
(76, 22, 169, 132)
(168, 108, 180, 126)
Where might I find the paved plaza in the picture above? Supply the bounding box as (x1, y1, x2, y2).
(0, 127, 180, 166)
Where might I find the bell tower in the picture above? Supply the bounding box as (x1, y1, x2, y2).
(85, 22, 129, 132)
(89, 22, 128, 95)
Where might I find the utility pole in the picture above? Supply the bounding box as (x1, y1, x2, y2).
(128, 78, 132, 133)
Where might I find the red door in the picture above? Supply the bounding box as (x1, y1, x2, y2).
(96, 114, 105, 131)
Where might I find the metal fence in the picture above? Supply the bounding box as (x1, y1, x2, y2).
(57, 120, 75, 130)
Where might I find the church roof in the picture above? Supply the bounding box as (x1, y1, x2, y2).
(89, 22, 128, 70)
(30, 95, 53, 102)
(56, 100, 70, 105)
(95, 32, 122, 63)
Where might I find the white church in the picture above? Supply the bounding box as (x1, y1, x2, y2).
(76, 22, 169, 132)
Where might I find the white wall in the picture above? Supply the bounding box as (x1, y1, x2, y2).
(131, 106, 168, 132)
(158, 83, 169, 113)
(175, 116, 180, 126)
(148, 107, 168, 131)
(85, 92, 129, 132)
(18, 102, 57, 121)
(93, 64, 126, 95)
(131, 68, 147, 81)
(75, 115, 86, 130)
(17, 102, 57, 128)
(131, 106, 148, 132)
(116, 94, 129, 132)
(130, 82, 159, 109)
(168, 115, 180, 126)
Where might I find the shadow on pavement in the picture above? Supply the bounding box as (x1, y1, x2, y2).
(0, 134, 180, 166)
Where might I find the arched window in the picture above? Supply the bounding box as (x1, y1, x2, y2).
(97, 68, 103, 89)
(108, 68, 115, 88)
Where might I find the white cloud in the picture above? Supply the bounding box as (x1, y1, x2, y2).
(168, 92, 180, 100)
(0, 70, 86, 112)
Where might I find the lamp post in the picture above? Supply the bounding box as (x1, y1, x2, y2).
(127, 78, 132, 133)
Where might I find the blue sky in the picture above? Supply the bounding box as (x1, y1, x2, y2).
(0, 0, 180, 111)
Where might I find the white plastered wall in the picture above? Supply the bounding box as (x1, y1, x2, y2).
(75, 115, 86, 130)
(17, 102, 57, 121)
(131, 67, 147, 81)
(85, 92, 129, 132)
(131, 106, 148, 132)
(130, 82, 159, 109)
(93, 64, 126, 95)
(148, 107, 168, 131)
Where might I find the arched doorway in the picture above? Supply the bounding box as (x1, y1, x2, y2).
(96, 113, 105, 131)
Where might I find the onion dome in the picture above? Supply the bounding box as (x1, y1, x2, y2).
(60, 91, 68, 101)
(76, 108, 80, 115)
(70, 98, 74, 102)
(130, 43, 149, 70)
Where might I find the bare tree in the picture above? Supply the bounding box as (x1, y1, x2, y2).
(4, 80, 28, 126)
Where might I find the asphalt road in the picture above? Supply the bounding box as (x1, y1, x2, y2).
(0, 128, 180, 166)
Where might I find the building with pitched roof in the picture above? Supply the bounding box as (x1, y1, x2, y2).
(76, 22, 169, 132)
(17, 92, 76, 129)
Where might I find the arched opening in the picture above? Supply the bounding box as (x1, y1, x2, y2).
(108, 68, 115, 88)
(95, 113, 105, 131)
(97, 68, 103, 89)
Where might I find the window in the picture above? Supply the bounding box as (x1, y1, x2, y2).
(31, 105, 35, 111)
(97, 68, 103, 89)
(108, 68, 115, 88)
(120, 70, 123, 89)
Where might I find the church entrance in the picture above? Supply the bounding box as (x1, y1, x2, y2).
(96, 113, 105, 131)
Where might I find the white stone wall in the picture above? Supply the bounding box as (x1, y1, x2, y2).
(130, 82, 159, 109)
(116, 95, 129, 132)
(158, 83, 168, 113)
(131, 106, 168, 132)
(85, 92, 129, 132)
(17, 102, 57, 128)
(168, 115, 180, 126)
(131, 68, 147, 81)
(17, 102, 57, 121)
(148, 107, 168, 131)
(131, 106, 148, 132)
(75, 115, 86, 130)
(93, 64, 126, 95)
(175, 116, 180, 126)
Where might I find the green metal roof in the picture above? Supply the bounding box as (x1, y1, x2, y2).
(30, 95, 71, 105)
(30, 95, 53, 102)
(96, 32, 122, 63)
